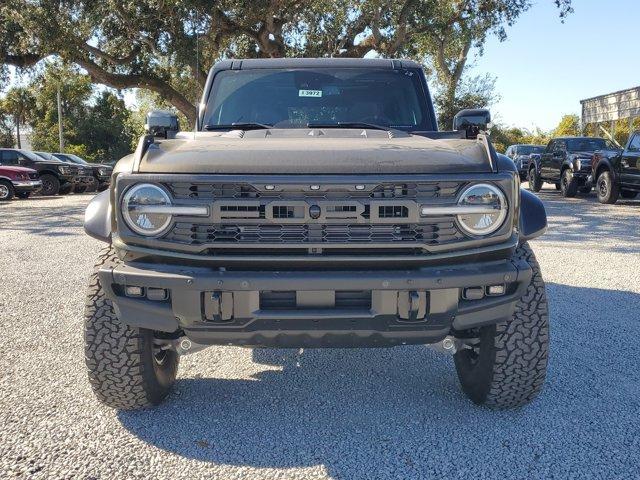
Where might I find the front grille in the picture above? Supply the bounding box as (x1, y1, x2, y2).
(123, 178, 477, 255)
(168, 181, 462, 201)
(166, 222, 462, 246)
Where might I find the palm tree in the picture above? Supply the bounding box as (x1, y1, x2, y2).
(2, 87, 34, 149)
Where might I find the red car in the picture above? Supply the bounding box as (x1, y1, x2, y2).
(0, 165, 42, 201)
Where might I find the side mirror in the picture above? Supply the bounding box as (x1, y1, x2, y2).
(453, 108, 492, 139)
(145, 110, 180, 139)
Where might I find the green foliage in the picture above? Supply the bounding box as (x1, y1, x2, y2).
(27, 62, 135, 162)
(552, 114, 580, 137)
(434, 74, 498, 130)
(490, 125, 549, 154)
(0, 111, 13, 147)
(1, 0, 573, 125)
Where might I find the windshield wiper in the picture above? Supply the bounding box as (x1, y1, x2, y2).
(204, 122, 272, 131)
(307, 121, 390, 131)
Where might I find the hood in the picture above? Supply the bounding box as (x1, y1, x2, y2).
(572, 148, 621, 158)
(0, 166, 37, 174)
(138, 128, 494, 175)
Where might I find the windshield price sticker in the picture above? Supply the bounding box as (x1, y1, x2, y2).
(299, 89, 323, 98)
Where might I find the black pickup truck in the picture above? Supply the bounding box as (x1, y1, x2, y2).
(591, 130, 640, 203)
(527, 137, 619, 197)
(0, 148, 87, 196)
(83, 58, 549, 410)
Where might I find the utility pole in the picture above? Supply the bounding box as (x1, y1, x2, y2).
(57, 85, 64, 152)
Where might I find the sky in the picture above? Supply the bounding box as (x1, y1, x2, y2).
(3, 1, 638, 132)
(463, 0, 640, 130)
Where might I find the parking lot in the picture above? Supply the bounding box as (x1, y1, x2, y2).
(0, 188, 639, 479)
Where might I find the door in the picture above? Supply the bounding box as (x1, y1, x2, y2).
(540, 141, 559, 180)
(547, 140, 566, 181)
(621, 132, 640, 189)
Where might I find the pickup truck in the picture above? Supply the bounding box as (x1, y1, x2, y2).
(83, 58, 549, 410)
(505, 144, 546, 181)
(527, 137, 619, 197)
(0, 165, 41, 200)
(591, 130, 640, 203)
(0, 148, 87, 196)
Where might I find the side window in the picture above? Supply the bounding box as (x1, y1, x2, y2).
(2, 150, 19, 166)
(628, 134, 640, 152)
(16, 153, 31, 166)
(555, 141, 566, 153)
(546, 141, 555, 153)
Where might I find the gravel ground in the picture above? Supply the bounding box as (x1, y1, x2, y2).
(1, 188, 639, 479)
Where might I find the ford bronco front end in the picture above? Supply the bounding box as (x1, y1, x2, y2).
(83, 58, 549, 410)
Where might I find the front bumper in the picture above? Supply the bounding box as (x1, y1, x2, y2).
(13, 180, 42, 192)
(99, 256, 532, 348)
(74, 175, 95, 186)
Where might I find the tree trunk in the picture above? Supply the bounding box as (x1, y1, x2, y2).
(15, 116, 21, 149)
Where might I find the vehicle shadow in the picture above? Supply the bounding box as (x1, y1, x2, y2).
(117, 283, 640, 478)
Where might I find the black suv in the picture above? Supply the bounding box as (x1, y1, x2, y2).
(0, 148, 82, 196)
(591, 131, 640, 204)
(505, 144, 545, 181)
(83, 58, 549, 410)
(527, 137, 619, 197)
(48, 152, 113, 193)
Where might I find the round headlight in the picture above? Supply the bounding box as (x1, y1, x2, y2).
(456, 184, 507, 236)
(122, 183, 172, 236)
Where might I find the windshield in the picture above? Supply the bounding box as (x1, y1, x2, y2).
(56, 153, 88, 165)
(23, 150, 54, 162)
(202, 68, 432, 131)
(567, 138, 617, 152)
(518, 146, 545, 155)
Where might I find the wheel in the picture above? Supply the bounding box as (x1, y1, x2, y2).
(16, 191, 30, 199)
(621, 190, 638, 199)
(0, 180, 14, 201)
(554, 183, 561, 191)
(40, 174, 60, 196)
(58, 184, 73, 195)
(84, 246, 179, 409)
(74, 185, 88, 194)
(596, 170, 619, 204)
(454, 243, 549, 408)
(527, 168, 542, 192)
(560, 169, 578, 197)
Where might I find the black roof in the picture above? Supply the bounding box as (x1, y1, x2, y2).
(211, 57, 422, 72)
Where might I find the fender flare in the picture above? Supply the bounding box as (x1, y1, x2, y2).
(519, 188, 547, 242)
(84, 190, 111, 242)
(593, 156, 616, 182)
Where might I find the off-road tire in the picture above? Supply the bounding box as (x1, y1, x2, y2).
(596, 170, 619, 204)
(560, 169, 578, 197)
(58, 184, 73, 195)
(620, 190, 638, 199)
(16, 191, 30, 199)
(0, 180, 14, 201)
(527, 167, 542, 192)
(454, 243, 549, 408)
(40, 174, 60, 196)
(84, 246, 179, 409)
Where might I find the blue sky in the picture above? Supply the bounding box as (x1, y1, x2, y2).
(461, 0, 639, 130)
